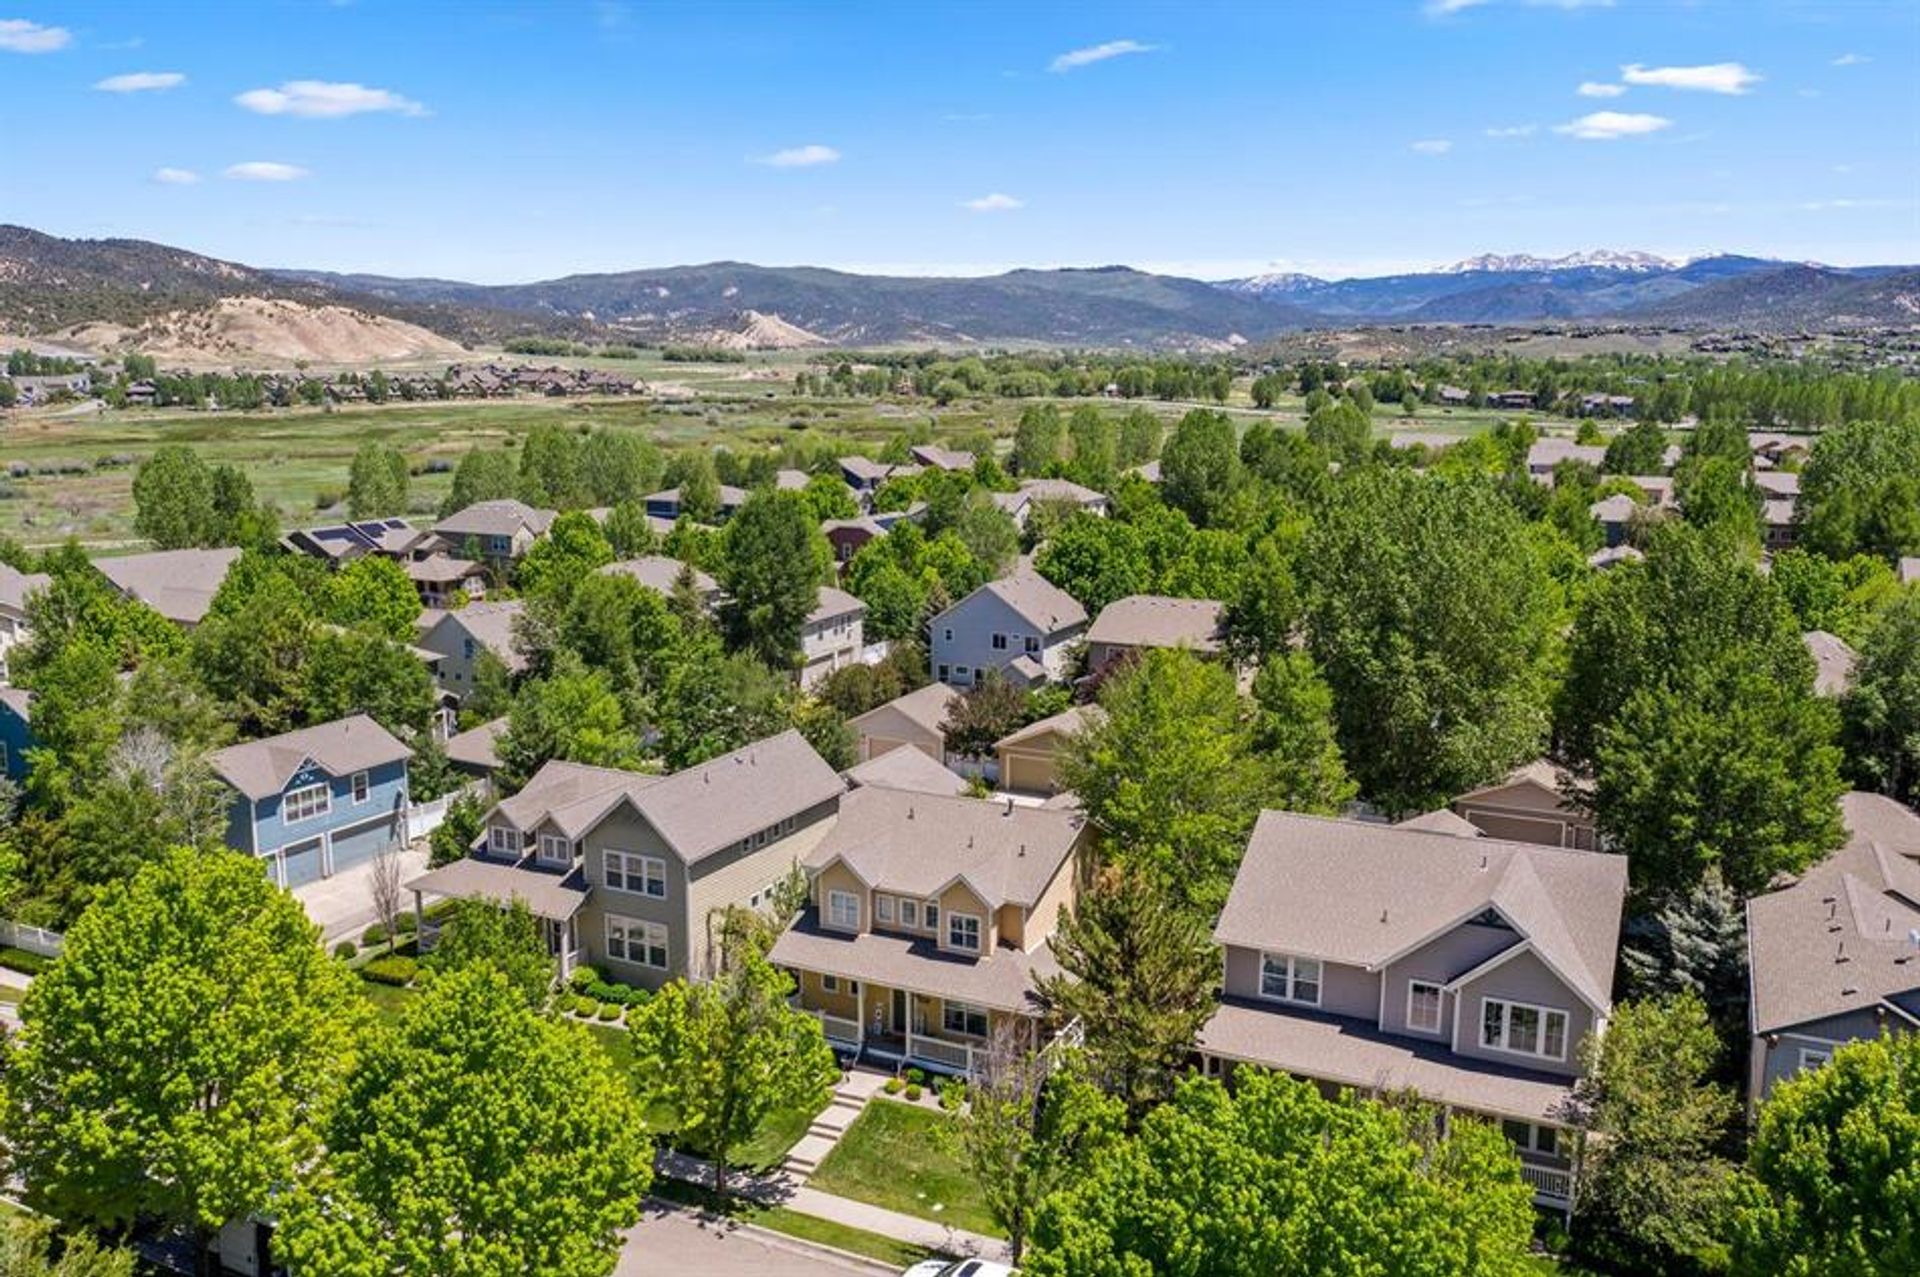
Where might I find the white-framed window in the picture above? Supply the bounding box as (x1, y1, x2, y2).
(924, 902, 939, 931)
(538, 833, 571, 865)
(1024, 635, 1041, 654)
(942, 1001, 989, 1038)
(283, 783, 331, 824)
(1406, 980, 1444, 1034)
(605, 850, 667, 899)
(991, 632, 1009, 651)
(1797, 1046, 1833, 1071)
(1501, 1120, 1561, 1158)
(488, 825, 522, 856)
(1259, 952, 1322, 1006)
(876, 895, 895, 925)
(822, 974, 860, 996)
(897, 898, 918, 929)
(351, 770, 370, 804)
(605, 915, 668, 969)
(1480, 998, 1570, 1062)
(827, 889, 861, 930)
(948, 912, 982, 953)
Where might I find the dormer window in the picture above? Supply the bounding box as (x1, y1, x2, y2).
(827, 889, 861, 930)
(948, 913, 982, 953)
(538, 833, 571, 866)
(488, 826, 522, 856)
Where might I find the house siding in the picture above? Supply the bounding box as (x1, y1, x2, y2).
(1222, 945, 1380, 1021)
(238, 757, 409, 879)
(851, 708, 943, 763)
(930, 590, 1083, 688)
(418, 616, 491, 699)
(1022, 853, 1079, 952)
(1453, 948, 1593, 1079)
(937, 880, 995, 954)
(815, 860, 870, 933)
(1379, 924, 1522, 1039)
(683, 798, 841, 974)
(1749, 1008, 1895, 1104)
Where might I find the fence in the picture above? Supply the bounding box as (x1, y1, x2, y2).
(0, 919, 63, 958)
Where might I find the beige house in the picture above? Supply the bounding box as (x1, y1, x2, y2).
(1452, 761, 1597, 851)
(407, 730, 844, 988)
(769, 787, 1091, 1075)
(995, 704, 1102, 796)
(426, 500, 557, 566)
(1083, 595, 1226, 676)
(847, 682, 961, 764)
(599, 555, 722, 611)
(1199, 811, 1627, 1211)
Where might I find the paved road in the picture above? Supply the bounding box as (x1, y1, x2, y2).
(619, 1202, 889, 1276)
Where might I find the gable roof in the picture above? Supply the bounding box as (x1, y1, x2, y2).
(843, 746, 969, 797)
(0, 686, 31, 722)
(1216, 810, 1627, 1012)
(1803, 630, 1859, 698)
(282, 518, 416, 562)
(444, 716, 508, 772)
(1086, 595, 1225, 653)
(644, 484, 749, 511)
(910, 444, 976, 471)
(1396, 808, 1486, 839)
(1527, 439, 1608, 472)
(806, 786, 1085, 911)
(1588, 493, 1640, 524)
(848, 682, 962, 740)
(492, 758, 663, 842)
(809, 585, 866, 624)
(992, 478, 1110, 516)
(599, 555, 719, 598)
(838, 456, 921, 485)
(208, 713, 412, 801)
(431, 500, 556, 541)
(1455, 759, 1572, 807)
(94, 547, 242, 626)
(0, 561, 51, 615)
(1748, 792, 1920, 1035)
(949, 571, 1087, 635)
(420, 600, 527, 672)
(996, 703, 1103, 751)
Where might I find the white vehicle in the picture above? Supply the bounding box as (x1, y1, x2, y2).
(902, 1261, 1016, 1277)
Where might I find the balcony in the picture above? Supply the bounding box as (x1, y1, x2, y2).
(1520, 1161, 1573, 1209)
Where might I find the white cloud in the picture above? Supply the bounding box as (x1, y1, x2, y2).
(1049, 39, 1157, 72)
(95, 71, 185, 92)
(962, 193, 1024, 212)
(1620, 62, 1760, 95)
(1424, 0, 1489, 12)
(1410, 138, 1453, 154)
(151, 166, 200, 185)
(757, 144, 841, 168)
(1830, 53, 1869, 67)
(235, 80, 426, 118)
(223, 161, 311, 181)
(1484, 124, 1537, 138)
(1427, 0, 1611, 14)
(0, 18, 68, 52)
(1554, 110, 1672, 140)
(1577, 81, 1626, 97)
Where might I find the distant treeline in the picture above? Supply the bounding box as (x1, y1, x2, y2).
(662, 346, 747, 363)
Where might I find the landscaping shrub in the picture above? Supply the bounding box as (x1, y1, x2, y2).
(572, 994, 598, 1017)
(394, 913, 418, 935)
(904, 1083, 922, 1102)
(0, 947, 52, 977)
(938, 1078, 966, 1112)
(568, 965, 601, 993)
(883, 1077, 904, 1096)
(906, 1067, 926, 1086)
(584, 978, 648, 1007)
(361, 955, 417, 987)
(332, 941, 357, 961)
(596, 1002, 622, 1022)
(360, 923, 389, 949)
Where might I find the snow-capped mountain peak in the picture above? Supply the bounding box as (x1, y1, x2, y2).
(1440, 250, 1680, 275)
(1217, 270, 1327, 294)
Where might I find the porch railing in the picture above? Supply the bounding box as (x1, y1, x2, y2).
(1519, 1162, 1573, 1204)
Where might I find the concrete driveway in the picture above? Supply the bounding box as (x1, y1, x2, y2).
(292, 846, 429, 945)
(619, 1202, 891, 1275)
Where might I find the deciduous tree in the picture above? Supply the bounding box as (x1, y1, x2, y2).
(131, 444, 217, 549)
(347, 442, 409, 518)
(719, 489, 828, 668)
(1841, 587, 1920, 803)
(1158, 408, 1241, 528)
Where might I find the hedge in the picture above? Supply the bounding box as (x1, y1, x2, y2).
(362, 956, 418, 987)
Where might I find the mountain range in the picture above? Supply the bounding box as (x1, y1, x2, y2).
(1, 224, 1914, 362)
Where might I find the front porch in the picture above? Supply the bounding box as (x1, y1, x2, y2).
(802, 981, 1014, 1077)
(405, 855, 591, 981)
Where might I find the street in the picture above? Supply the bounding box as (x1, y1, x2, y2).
(618, 1201, 891, 1276)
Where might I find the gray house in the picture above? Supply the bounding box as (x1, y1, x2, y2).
(1084, 594, 1225, 676)
(1198, 810, 1628, 1211)
(427, 500, 556, 566)
(94, 546, 242, 628)
(407, 730, 844, 987)
(415, 601, 526, 701)
(1746, 791, 1920, 1107)
(929, 572, 1088, 689)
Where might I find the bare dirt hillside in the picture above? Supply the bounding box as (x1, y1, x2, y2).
(701, 309, 828, 350)
(55, 297, 467, 366)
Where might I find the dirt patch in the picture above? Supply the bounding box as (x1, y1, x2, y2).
(53, 297, 465, 367)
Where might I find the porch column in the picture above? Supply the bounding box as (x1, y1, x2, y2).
(855, 980, 866, 1050)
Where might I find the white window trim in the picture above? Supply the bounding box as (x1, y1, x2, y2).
(1258, 952, 1323, 1007)
(827, 889, 861, 931)
(941, 999, 989, 1039)
(283, 782, 331, 825)
(1479, 997, 1571, 1063)
(948, 912, 982, 953)
(351, 770, 370, 804)
(489, 825, 522, 856)
(1406, 980, 1444, 1034)
(538, 833, 571, 866)
(605, 849, 667, 899)
(924, 901, 939, 931)
(876, 895, 895, 925)
(605, 914, 668, 970)
(1797, 1046, 1833, 1071)
(897, 898, 918, 929)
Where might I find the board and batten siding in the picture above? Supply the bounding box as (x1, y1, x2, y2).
(682, 798, 841, 974)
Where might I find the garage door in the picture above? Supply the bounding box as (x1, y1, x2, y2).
(1004, 752, 1057, 795)
(329, 814, 399, 875)
(280, 838, 324, 889)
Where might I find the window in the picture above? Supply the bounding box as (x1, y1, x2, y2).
(605, 850, 667, 899)
(924, 902, 939, 932)
(1480, 998, 1570, 1062)
(942, 1001, 989, 1038)
(937, 665, 950, 683)
(948, 913, 982, 953)
(822, 974, 839, 993)
(488, 825, 522, 856)
(283, 783, 331, 824)
(1500, 1120, 1560, 1157)
(462, 638, 475, 660)
(991, 633, 1009, 651)
(897, 899, 918, 929)
(538, 833, 571, 865)
(876, 895, 895, 925)
(1258, 953, 1322, 1006)
(351, 770, 370, 804)
(0, 742, 8, 775)
(1798, 1046, 1833, 1071)
(1024, 635, 1041, 654)
(605, 916, 668, 969)
(1406, 981, 1444, 1033)
(943, 628, 954, 642)
(828, 889, 861, 930)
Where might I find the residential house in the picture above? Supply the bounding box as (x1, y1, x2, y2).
(280, 518, 419, 567)
(1746, 791, 1920, 1107)
(1754, 471, 1801, 502)
(775, 468, 813, 492)
(1388, 431, 1463, 453)
(209, 714, 413, 889)
(1396, 808, 1487, 838)
(848, 682, 962, 764)
(11, 371, 92, 404)
(428, 500, 556, 567)
(1587, 544, 1644, 572)
(801, 587, 866, 689)
(1803, 630, 1858, 698)
(444, 716, 507, 790)
(1763, 499, 1798, 552)
(404, 555, 487, 609)
(407, 730, 844, 986)
(991, 479, 1111, 530)
(94, 546, 242, 627)
(1525, 439, 1608, 479)
(843, 746, 969, 797)
(415, 601, 526, 701)
(995, 704, 1101, 797)
(1198, 810, 1628, 1210)
(1747, 432, 1812, 468)
(1127, 460, 1162, 484)
(1588, 494, 1641, 549)
(930, 572, 1089, 689)
(837, 456, 921, 499)
(0, 561, 51, 684)
(1084, 595, 1226, 675)
(1578, 394, 1636, 418)
(1437, 385, 1472, 406)
(643, 484, 749, 524)
(770, 786, 1092, 1075)
(824, 515, 889, 570)
(1624, 475, 1676, 507)
(598, 555, 722, 611)
(0, 688, 33, 782)
(1491, 389, 1538, 411)
(910, 444, 977, 472)
(1452, 761, 1597, 851)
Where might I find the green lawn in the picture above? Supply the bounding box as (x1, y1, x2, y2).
(651, 1178, 939, 1270)
(809, 1099, 1001, 1237)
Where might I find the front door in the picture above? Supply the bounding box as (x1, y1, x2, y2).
(891, 988, 908, 1034)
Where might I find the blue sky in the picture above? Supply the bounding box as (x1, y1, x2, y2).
(1, 0, 1914, 282)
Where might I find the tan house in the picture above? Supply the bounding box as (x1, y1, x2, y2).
(843, 746, 969, 797)
(769, 787, 1091, 1075)
(1199, 811, 1627, 1210)
(1746, 791, 1920, 1108)
(407, 730, 844, 987)
(1452, 761, 1597, 851)
(995, 704, 1102, 796)
(1084, 595, 1226, 675)
(847, 682, 961, 764)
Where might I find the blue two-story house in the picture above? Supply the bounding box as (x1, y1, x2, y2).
(208, 714, 414, 889)
(0, 688, 34, 783)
